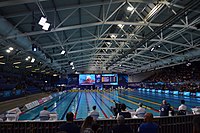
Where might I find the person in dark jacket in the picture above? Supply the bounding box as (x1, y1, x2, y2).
(112, 115, 133, 133)
(58, 112, 80, 133)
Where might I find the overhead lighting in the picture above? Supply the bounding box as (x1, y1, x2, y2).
(127, 6, 134, 11)
(0, 62, 5, 65)
(9, 47, 14, 51)
(38, 17, 47, 26)
(25, 58, 29, 61)
(150, 47, 155, 51)
(70, 62, 73, 66)
(35, 68, 40, 71)
(72, 66, 75, 69)
(60, 50, 66, 55)
(0, 56, 3, 58)
(26, 66, 32, 68)
(45, 80, 48, 83)
(53, 74, 57, 76)
(15, 66, 19, 69)
(110, 34, 117, 39)
(75, 70, 78, 74)
(158, 45, 161, 48)
(31, 58, 35, 63)
(106, 42, 112, 45)
(42, 22, 50, 31)
(32, 45, 37, 52)
(117, 24, 124, 29)
(186, 62, 191, 67)
(6, 49, 11, 53)
(41, 70, 45, 72)
(13, 62, 21, 65)
(28, 56, 31, 59)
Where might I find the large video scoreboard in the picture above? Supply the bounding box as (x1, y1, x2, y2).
(101, 74, 118, 85)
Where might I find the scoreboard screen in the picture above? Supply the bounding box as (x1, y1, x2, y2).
(101, 74, 118, 85)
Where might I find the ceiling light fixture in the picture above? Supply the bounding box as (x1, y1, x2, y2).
(15, 66, 19, 69)
(117, 24, 124, 29)
(106, 42, 112, 45)
(150, 47, 155, 51)
(32, 44, 37, 52)
(6, 49, 11, 53)
(38, 17, 47, 26)
(127, 6, 134, 11)
(0, 62, 5, 65)
(70, 62, 73, 66)
(9, 47, 14, 51)
(72, 66, 75, 69)
(31, 58, 35, 63)
(13, 62, 21, 65)
(61, 50, 66, 55)
(0, 56, 4, 58)
(42, 22, 50, 31)
(26, 66, 32, 68)
(110, 34, 117, 39)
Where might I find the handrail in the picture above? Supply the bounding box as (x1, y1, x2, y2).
(0, 114, 199, 133)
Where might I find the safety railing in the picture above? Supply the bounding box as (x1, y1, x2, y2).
(0, 114, 199, 133)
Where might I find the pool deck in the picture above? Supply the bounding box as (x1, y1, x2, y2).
(0, 93, 50, 114)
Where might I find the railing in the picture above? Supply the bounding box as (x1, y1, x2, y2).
(0, 114, 199, 133)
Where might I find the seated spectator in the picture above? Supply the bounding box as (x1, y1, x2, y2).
(89, 106, 99, 121)
(39, 106, 50, 120)
(91, 122, 102, 133)
(136, 103, 146, 117)
(138, 113, 158, 133)
(112, 100, 121, 116)
(111, 115, 133, 133)
(193, 116, 200, 133)
(58, 112, 80, 133)
(159, 100, 170, 116)
(81, 116, 94, 133)
(178, 100, 187, 115)
(117, 104, 131, 118)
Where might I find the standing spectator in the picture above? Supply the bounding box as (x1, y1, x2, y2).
(193, 116, 200, 133)
(39, 106, 50, 120)
(58, 112, 80, 133)
(111, 115, 133, 133)
(117, 103, 131, 118)
(136, 103, 146, 117)
(138, 113, 158, 133)
(89, 106, 99, 121)
(159, 100, 170, 116)
(81, 116, 94, 133)
(178, 100, 187, 115)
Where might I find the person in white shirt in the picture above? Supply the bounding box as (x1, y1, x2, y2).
(89, 106, 99, 121)
(40, 106, 50, 120)
(178, 100, 187, 115)
(136, 103, 146, 117)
